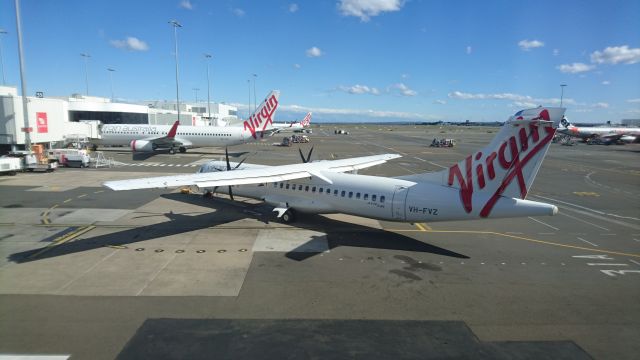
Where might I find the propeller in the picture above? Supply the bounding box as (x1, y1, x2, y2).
(223, 147, 249, 200)
(298, 146, 314, 163)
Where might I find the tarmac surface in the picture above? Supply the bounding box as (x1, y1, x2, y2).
(0, 124, 638, 359)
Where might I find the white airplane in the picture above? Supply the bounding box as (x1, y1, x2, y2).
(271, 112, 312, 133)
(96, 91, 280, 153)
(104, 107, 564, 224)
(558, 117, 640, 144)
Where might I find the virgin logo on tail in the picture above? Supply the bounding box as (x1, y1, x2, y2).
(448, 111, 556, 217)
(301, 112, 312, 127)
(244, 93, 279, 139)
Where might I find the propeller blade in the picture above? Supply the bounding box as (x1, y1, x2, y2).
(225, 147, 231, 171)
(234, 157, 247, 169)
(298, 148, 306, 163)
(306, 147, 314, 163)
(228, 186, 234, 201)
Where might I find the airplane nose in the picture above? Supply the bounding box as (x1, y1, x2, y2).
(551, 205, 559, 215)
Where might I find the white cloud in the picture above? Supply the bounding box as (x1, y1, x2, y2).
(389, 83, 417, 96)
(179, 0, 193, 10)
(590, 45, 640, 65)
(293, 63, 301, 69)
(448, 91, 575, 106)
(109, 37, 149, 51)
(433, 100, 446, 105)
(556, 62, 595, 74)
(401, 73, 409, 79)
(466, 46, 472, 55)
(513, 101, 538, 108)
(553, 49, 559, 56)
(289, 3, 299, 13)
(626, 98, 640, 103)
(232, 8, 245, 17)
(306, 46, 323, 57)
(518, 39, 544, 51)
(339, 84, 380, 95)
(338, 0, 405, 22)
(592, 102, 609, 109)
(281, 104, 438, 120)
(601, 80, 610, 85)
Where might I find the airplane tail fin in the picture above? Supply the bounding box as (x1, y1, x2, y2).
(301, 112, 312, 127)
(420, 107, 565, 217)
(242, 90, 281, 139)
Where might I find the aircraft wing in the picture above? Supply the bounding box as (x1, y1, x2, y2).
(103, 153, 401, 191)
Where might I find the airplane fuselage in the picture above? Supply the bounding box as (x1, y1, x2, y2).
(98, 124, 249, 148)
(203, 163, 555, 222)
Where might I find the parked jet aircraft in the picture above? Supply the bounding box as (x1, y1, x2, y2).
(271, 112, 312, 133)
(558, 117, 640, 144)
(105, 107, 564, 224)
(97, 91, 280, 153)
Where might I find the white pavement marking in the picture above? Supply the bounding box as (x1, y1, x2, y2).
(56, 250, 119, 293)
(634, 238, 640, 242)
(558, 212, 610, 231)
(414, 157, 427, 162)
(577, 237, 598, 247)
(528, 217, 560, 231)
(531, 194, 640, 229)
(587, 263, 628, 266)
(629, 259, 640, 266)
(428, 161, 447, 169)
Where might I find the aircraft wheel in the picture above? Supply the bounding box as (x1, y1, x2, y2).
(179, 147, 187, 153)
(281, 210, 295, 223)
(169, 147, 176, 154)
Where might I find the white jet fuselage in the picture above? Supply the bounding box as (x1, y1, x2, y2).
(98, 124, 248, 147)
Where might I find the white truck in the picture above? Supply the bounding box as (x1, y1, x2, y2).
(0, 157, 22, 176)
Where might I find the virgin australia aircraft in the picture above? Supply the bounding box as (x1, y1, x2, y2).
(104, 107, 564, 224)
(97, 91, 280, 153)
(271, 112, 312, 133)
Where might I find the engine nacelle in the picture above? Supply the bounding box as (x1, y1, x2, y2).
(130, 140, 155, 152)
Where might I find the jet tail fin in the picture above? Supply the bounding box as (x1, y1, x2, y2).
(420, 107, 565, 217)
(243, 90, 281, 139)
(301, 112, 312, 127)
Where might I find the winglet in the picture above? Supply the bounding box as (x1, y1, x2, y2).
(167, 121, 180, 138)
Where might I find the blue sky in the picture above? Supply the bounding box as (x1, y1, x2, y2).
(1, 0, 639, 123)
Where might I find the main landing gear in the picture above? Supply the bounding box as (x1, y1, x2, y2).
(179, 146, 187, 153)
(273, 207, 296, 223)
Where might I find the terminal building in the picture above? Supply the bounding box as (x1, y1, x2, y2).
(0, 85, 238, 152)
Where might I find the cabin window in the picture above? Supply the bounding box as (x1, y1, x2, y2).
(380, 196, 386, 203)
(325, 188, 330, 194)
(286, 184, 290, 189)
(372, 195, 377, 201)
(279, 183, 284, 189)
(334, 190, 338, 196)
(364, 194, 369, 200)
(356, 192, 361, 199)
(273, 183, 277, 188)
(298, 185, 303, 191)
(319, 188, 323, 193)
(348, 191, 353, 198)
(305, 185, 309, 192)
(341, 190, 346, 197)
(312, 186, 316, 192)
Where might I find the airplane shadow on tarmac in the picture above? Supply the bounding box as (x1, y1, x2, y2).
(8, 193, 468, 264)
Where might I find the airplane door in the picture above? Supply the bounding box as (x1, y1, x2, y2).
(391, 185, 409, 221)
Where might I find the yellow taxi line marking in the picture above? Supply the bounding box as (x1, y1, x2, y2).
(415, 223, 427, 232)
(387, 229, 640, 259)
(28, 225, 96, 259)
(41, 204, 59, 225)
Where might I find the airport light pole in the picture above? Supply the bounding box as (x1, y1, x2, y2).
(80, 53, 91, 96)
(14, 0, 31, 150)
(169, 20, 182, 122)
(107, 68, 115, 101)
(252, 73, 257, 113)
(247, 79, 252, 118)
(193, 88, 199, 103)
(0, 29, 7, 85)
(204, 53, 212, 119)
(560, 84, 567, 107)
